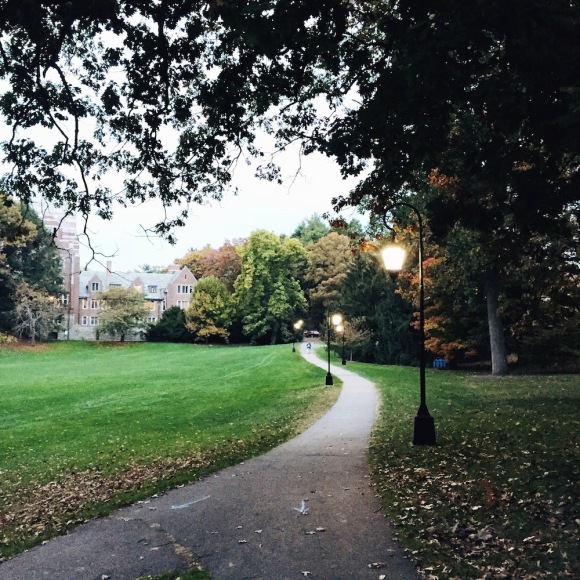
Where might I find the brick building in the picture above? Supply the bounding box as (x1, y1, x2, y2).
(42, 208, 196, 340)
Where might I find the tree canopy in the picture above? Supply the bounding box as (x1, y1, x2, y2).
(97, 286, 149, 341)
(1, 2, 577, 234)
(2, 1, 578, 369)
(0, 193, 63, 331)
(234, 230, 308, 344)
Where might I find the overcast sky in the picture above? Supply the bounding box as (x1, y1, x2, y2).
(78, 146, 366, 272)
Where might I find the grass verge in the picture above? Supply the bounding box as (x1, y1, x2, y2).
(0, 341, 338, 561)
(348, 362, 579, 579)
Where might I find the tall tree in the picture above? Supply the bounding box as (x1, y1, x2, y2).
(234, 230, 308, 344)
(97, 287, 149, 341)
(2, 2, 578, 372)
(185, 275, 233, 343)
(305, 232, 354, 305)
(176, 246, 214, 280)
(0, 193, 63, 331)
(292, 214, 330, 247)
(201, 240, 244, 291)
(12, 282, 63, 345)
(341, 251, 415, 365)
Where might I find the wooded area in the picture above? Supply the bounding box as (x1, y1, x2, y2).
(1, 1, 578, 374)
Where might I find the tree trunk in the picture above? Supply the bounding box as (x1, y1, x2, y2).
(485, 276, 509, 376)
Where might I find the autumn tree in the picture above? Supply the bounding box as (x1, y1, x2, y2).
(97, 287, 149, 341)
(12, 282, 63, 345)
(200, 240, 244, 291)
(234, 230, 308, 345)
(305, 232, 354, 305)
(0, 193, 63, 331)
(176, 246, 214, 280)
(2, 1, 578, 373)
(185, 276, 233, 343)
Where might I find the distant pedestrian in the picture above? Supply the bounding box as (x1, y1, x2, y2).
(307, 342, 312, 352)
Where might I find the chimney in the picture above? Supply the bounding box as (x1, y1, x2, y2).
(168, 264, 180, 272)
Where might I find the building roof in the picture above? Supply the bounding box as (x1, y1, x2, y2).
(79, 268, 192, 299)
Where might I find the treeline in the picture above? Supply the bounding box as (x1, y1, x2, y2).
(147, 211, 580, 373)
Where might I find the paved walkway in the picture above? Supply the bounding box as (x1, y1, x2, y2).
(1, 343, 419, 579)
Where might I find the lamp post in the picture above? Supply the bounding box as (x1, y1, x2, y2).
(292, 319, 304, 352)
(336, 323, 347, 365)
(325, 309, 343, 385)
(381, 202, 436, 445)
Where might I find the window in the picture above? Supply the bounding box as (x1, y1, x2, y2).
(148, 285, 157, 294)
(81, 298, 89, 309)
(177, 285, 192, 294)
(90, 299, 99, 309)
(82, 316, 88, 325)
(91, 282, 99, 291)
(59, 294, 69, 306)
(177, 300, 189, 309)
(90, 316, 98, 326)
(147, 317, 157, 323)
(134, 284, 142, 292)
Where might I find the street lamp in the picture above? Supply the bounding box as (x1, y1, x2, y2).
(336, 323, 347, 365)
(381, 202, 436, 445)
(326, 310, 343, 385)
(292, 319, 304, 352)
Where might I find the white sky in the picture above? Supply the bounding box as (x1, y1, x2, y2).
(78, 147, 366, 272)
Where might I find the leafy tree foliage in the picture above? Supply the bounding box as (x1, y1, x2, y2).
(0, 193, 63, 331)
(291, 214, 329, 247)
(199, 240, 244, 291)
(340, 251, 415, 365)
(305, 232, 354, 305)
(234, 230, 308, 344)
(177, 240, 243, 290)
(12, 282, 63, 345)
(176, 246, 214, 280)
(2, 2, 578, 372)
(186, 275, 233, 343)
(146, 305, 192, 343)
(97, 287, 149, 341)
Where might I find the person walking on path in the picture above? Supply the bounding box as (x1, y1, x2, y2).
(0, 342, 419, 580)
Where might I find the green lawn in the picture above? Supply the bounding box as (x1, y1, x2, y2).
(347, 361, 580, 579)
(0, 341, 336, 559)
(2, 342, 578, 579)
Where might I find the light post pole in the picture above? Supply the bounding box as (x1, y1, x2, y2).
(292, 319, 304, 352)
(336, 323, 346, 365)
(325, 309, 343, 385)
(381, 202, 436, 445)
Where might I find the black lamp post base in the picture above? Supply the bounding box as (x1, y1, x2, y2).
(413, 414, 436, 445)
(341, 359, 346, 365)
(325, 373, 333, 386)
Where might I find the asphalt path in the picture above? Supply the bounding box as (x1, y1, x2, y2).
(0, 342, 420, 579)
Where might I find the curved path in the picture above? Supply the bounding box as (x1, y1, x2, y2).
(1, 343, 419, 579)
